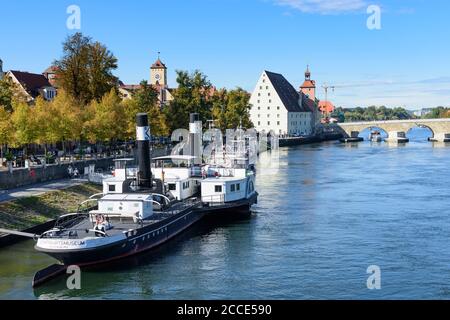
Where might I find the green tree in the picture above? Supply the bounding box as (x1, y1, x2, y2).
(0, 106, 13, 163)
(33, 97, 60, 163)
(11, 102, 36, 155)
(123, 80, 168, 138)
(212, 88, 253, 131)
(0, 77, 27, 112)
(84, 89, 126, 143)
(55, 32, 118, 105)
(164, 70, 213, 132)
(53, 90, 84, 153)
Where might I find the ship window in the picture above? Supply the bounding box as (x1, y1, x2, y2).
(215, 185, 222, 193)
(231, 184, 235, 192)
(236, 183, 240, 191)
(168, 183, 176, 191)
(108, 184, 116, 192)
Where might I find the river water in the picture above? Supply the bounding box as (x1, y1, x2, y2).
(1, 128, 450, 300)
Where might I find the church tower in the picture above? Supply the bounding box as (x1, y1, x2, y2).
(150, 53, 167, 87)
(300, 65, 316, 100)
(0, 58, 4, 80)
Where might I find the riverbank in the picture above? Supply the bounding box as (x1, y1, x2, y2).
(279, 133, 342, 147)
(0, 183, 102, 231)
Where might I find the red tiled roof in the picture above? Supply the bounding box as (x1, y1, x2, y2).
(9, 70, 52, 98)
(301, 80, 316, 88)
(151, 58, 166, 68)
(318, 100, 335, 113)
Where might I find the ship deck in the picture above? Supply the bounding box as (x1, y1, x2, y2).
(42, 199, 201, 240)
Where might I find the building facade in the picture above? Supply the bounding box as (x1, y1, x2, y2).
(249, 70, 318, 136)
(120, 55, 174, 107)
(5, 70, 56, 102)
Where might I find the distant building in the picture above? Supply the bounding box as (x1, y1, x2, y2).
(249, 70, 318, 136)
(5, 70, 56, 102)
(413, 108, 433, 117)
(300, 65, 316, 100)
(119, 56, 174, 107)
(318, 100, 335, 115)
(42, 66, 59, 88)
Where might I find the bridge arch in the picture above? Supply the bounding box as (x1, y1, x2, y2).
(358, 126, 389, 140)
(405, 124, 435, 140)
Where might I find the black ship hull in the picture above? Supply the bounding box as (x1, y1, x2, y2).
(36, 208, 204, 267)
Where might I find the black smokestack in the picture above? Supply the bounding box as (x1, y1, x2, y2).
(136, 113, 151, 188)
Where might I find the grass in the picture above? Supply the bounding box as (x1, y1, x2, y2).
(0, 183, 102, 230)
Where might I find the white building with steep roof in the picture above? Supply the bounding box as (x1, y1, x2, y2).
(249, 70, 318, 136)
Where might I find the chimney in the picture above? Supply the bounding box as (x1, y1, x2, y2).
(136, 113, 152, 188)
(189, 113, 202, 165)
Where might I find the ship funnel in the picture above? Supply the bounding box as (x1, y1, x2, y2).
(189, 113, 202, 165)
(136, 113, 152, 188)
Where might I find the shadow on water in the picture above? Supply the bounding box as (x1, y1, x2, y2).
(32, 212, 254, 299)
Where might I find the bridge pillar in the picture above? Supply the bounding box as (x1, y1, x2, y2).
(339, 131, 363, 143)
(386, 131, 409, 143)
(429, 133, 450, 142)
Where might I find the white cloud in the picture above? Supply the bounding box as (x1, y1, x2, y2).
(274, 0, 368, 14)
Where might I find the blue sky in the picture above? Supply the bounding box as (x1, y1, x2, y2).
(1, 0, 449, 109)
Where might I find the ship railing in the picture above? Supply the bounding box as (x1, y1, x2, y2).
(201, 194, 225, 207)
(163, 197, 202, 215)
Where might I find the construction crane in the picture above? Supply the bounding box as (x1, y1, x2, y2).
(321, 83, 337, 123)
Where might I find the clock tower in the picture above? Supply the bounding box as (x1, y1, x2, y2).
(150, 54, 167, 87)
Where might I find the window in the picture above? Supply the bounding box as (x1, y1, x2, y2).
(277, 114, 280, 118)
(277, 121, 280, 125)
(269, 99, 272, 103)
(257, 100, 260, 103)
(277, 106, 280, 110)
(108, 184, 116, 192)
(267, 114, 270, 118)
(266, 86, 269, 89)
(215, 185, 222, 193)
(168, 184, 176, 191)
(257, 114, 260, 118)
(257, 107, 260, 110)
(267, 107, 270, 110)
(260, 86, 262, 89)
(231, 184, 235, 192)
(258, 93, 261, 97)
(236, 184, 240, 191)
(268, 121, 270, 125)
(268, 93, 271, 96)
(258, 121, 260, 125)
(262, 79, 265, 83)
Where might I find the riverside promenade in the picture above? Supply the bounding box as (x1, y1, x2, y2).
(0, 178, 88, 203)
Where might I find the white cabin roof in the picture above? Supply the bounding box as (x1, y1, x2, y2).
(100, 194, 152, 201)
(153, 155, 196, 161)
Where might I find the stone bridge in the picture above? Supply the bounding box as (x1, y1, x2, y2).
(334, 119, 450, 142)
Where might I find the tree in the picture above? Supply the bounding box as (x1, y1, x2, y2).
(33, 97, 60, 163)
(84, 89, 126, 143)
(0, 77, 27, 112)
(0, 106, 13, 164)
(212, 88, 253, 131)
(11, 101, 36, 155)
(123, 81, 169, 138)
(55, 32, 118, 105)
(164, 70, 213, 132)
(53, 90, 84, 153)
